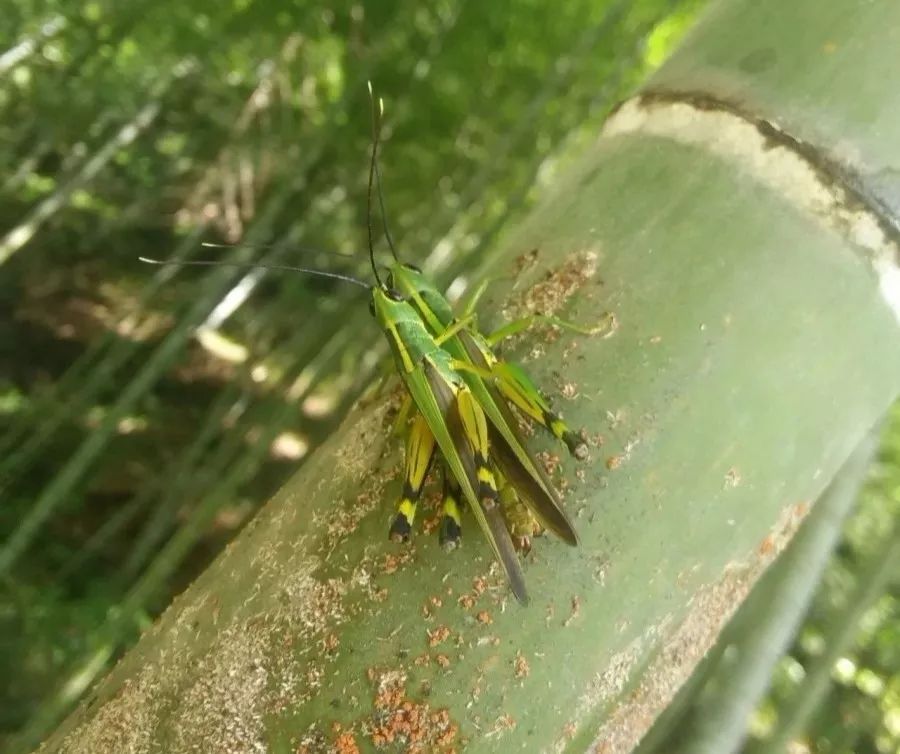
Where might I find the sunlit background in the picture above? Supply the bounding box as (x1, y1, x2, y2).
(0, 1, 896, 752)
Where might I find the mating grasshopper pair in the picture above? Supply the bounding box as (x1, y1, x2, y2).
(141, 85, 594, 604)
(373, 263, 591, 604)
(365, 90, 594, 604)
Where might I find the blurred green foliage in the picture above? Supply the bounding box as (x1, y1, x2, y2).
(743, 410, 900, 754)
(0, 0, 896, 751)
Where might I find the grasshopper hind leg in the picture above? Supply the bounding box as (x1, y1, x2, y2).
(388, 489, 417, 542)
(438, 468, 463, 550)
(494, 361, 589, 459)
(549, 413, 589, 461)
(389, 412, 436, 542)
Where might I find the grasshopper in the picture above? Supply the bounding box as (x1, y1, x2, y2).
(384, 262, 588, 554)
(363, 89, 536, 601)
(369, 280, 529, 601)
(364, 93, 599, 558)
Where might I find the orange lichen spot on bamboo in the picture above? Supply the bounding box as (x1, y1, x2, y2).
(367, 670, 459, 752)
(457, 593, 476, 610)
(606, 454, 625, 470)
(427, 625, 451, 647)
(513, 651, 530, 680)
(331, 724, 361, 754)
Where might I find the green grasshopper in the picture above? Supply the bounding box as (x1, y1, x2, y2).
(362, 89, 541, 600)
(369, 278, 529, 601)
(364, 95, 598, 557)
(384, 262, 587, 554)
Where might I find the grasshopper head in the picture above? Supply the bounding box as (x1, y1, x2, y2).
(385, 261, 423, 294)
(369, 284, 408, 327)
(387, 262, 454, 325)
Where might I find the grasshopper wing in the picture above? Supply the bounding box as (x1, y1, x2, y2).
(410, 359, 528, 604)
(458, 330, 579, 546)
(489, 421, 579, 546)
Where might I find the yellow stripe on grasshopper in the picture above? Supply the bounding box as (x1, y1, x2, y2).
(385, 320, 415, 374)
(456, 389, 502, 501)
(389, 412, 435, 542)
(456, 389, 490, 462)
(438, 471, 463, 550)
(477, 466, 496, 487)
(494, 361, 587, 460)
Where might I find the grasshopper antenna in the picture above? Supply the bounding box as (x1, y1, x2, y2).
(366, 88, 399, 262)
(366, 82, 389, 288)
(366, 81, 389, 287)
(138, 256, 369, 288)
(201, 241, 357, 259)
(373, 163, 398, 261)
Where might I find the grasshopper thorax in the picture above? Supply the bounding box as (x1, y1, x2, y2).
(387, 262, 455, 328)
(369, 284, 409, 325)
